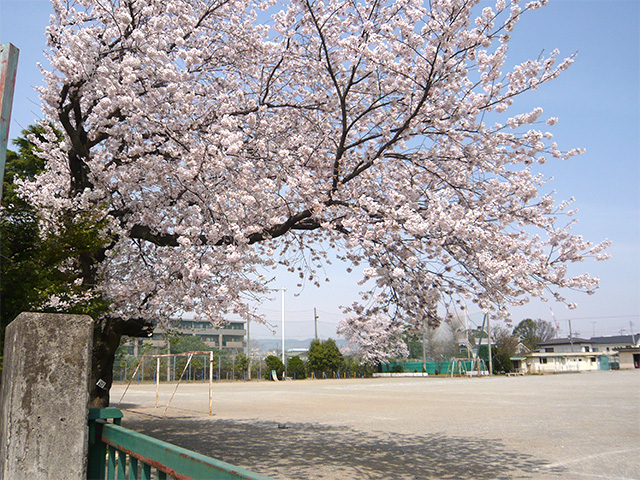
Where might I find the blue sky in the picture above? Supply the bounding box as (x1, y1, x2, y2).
(1, 0, 638, 342)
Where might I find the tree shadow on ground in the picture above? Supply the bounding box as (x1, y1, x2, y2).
(122, 414, 564, 480)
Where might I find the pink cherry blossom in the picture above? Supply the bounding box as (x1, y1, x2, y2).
(23, 0, 609, 363)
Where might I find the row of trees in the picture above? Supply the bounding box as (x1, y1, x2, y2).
(402, 318, 556, 374)
(264, 338, 368, 380)
(111, 336, 371, 382)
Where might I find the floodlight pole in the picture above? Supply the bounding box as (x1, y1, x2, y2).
(246, 317, 251, 380)
(281, 287, 286, 371)
(1, 43, 19, 202)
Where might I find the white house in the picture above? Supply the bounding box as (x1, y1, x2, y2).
(523, 351, 608, 374)
(536, 337, 593, 354)
(514, 337, 613, 374)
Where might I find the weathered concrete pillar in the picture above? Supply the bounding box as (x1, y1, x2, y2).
(0, 312, 94, 480)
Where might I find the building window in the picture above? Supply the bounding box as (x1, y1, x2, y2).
(544, 347, 554, 353)
(540, 358, 547, 364)
(583, 346, 590, 352)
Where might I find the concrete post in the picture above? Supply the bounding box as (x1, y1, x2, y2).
(0, 312, 94, 480)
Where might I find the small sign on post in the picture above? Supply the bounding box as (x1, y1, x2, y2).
(0, 42, 20, 202)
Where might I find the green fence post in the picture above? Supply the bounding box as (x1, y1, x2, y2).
(87, 416, 107, 480)
(88, 408, 124, 480)
(129, 457, 138, 480)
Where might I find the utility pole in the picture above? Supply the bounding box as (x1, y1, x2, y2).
(314, 307, 318, 340)
(550, 307, 560, 338)
(568, 320, 574, 352)
(422, 319, 427, 374)
(246, 318, 251, 380)
(1, 43, 20, 202)
(486, 313, 493, 376)
(630, 321, 636, 346)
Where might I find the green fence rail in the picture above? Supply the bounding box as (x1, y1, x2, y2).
(381, 360, 454, 374)
(88, 408, 274, 480)
(381, 360, 490, 375)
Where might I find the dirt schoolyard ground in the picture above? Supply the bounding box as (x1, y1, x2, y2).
(111, 370, 640, 480)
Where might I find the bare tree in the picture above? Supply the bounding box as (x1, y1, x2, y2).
(513, 318, 556, 350)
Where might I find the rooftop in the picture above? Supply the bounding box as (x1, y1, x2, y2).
(590, 334, 639, 345)
(538, 337, 591, 346)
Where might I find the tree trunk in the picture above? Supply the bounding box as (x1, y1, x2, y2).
(88, 317, 153, 407)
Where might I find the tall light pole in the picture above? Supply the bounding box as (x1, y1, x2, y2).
(246, 318, 251, 380)
(281, 287, 286, 369)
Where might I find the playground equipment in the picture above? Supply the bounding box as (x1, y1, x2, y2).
(117, 351, 216, 416)
(447, 357, 489, 377)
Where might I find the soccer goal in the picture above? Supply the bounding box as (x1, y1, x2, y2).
(117, 351, 216, 417)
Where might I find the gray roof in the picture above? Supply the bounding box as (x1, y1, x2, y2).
(590, 334, 639, 345)
(538, 337, 591, 346)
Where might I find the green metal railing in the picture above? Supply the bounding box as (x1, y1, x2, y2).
(88, 408, 274, 480)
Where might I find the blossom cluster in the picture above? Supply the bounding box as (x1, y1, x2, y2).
(23, 0, 609, 361)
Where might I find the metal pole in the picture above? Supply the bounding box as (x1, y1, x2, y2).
(209, 351, 213, 416)
(314, 307, 318, 340)
(0, 43, 19, 202)
(163, 353, 193, 417)
(246, 318, 251, 380)
(487, 313, 493, 376)
(166, 340, 171, 381)
(155, 357, 160, 408)
(422, 319, 427, 374)
(281, 287, 286, 367)
(117, 357, 144, 407)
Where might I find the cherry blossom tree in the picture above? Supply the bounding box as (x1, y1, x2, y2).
(20, 0, 609, 405)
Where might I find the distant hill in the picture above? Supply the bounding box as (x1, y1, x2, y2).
(253, 337, 348, 353)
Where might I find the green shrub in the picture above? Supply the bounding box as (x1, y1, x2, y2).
(288, 355, 306, 379)
(265, 355, 284, 380)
